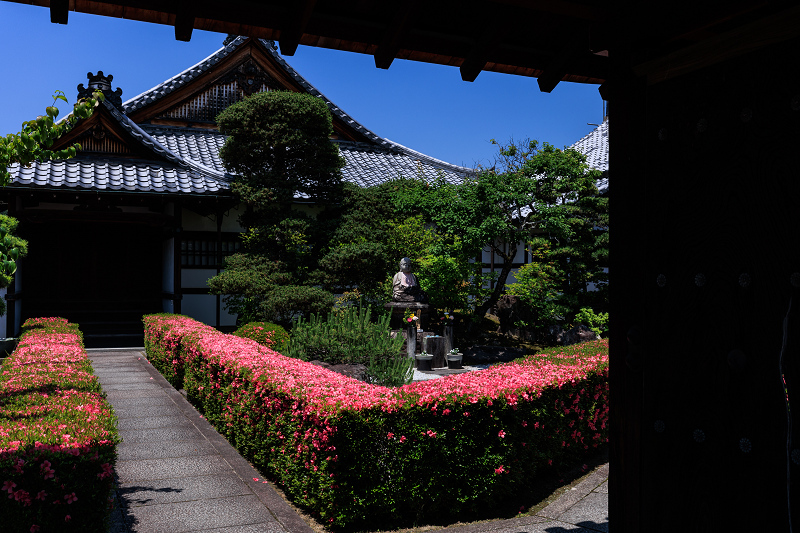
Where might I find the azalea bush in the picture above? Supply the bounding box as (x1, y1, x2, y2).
(143, 313, 609, 530)
(233, 321, 290, 354)
(0, 317, 120, 533)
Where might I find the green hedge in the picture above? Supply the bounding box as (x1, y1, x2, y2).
(143, 313, 608, 530)
(0, 317, 120, 533)
(233, 321, 290, 353)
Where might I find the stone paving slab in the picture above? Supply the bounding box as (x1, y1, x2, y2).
(109, 396, 178, 409)
(556, 492, 608, 532)
(116, 455, 234, 483)
(119, 426, 210, 444)
(99, 375, 161, 385)
(113, 404, 186, 419)
(118, 472, 252, 507)
(123, 495, 284, 533)
(106, 389, 177, 400)
(101, 382, 164, 392)
(115, 415, 196, 431)
(117, 439, 219, 461)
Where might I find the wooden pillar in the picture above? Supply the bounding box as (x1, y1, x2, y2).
(174, 201, 182, 314)
(605, 51, 646, 533)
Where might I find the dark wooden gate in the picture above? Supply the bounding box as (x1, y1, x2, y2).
(19, 212, 164, 346)
(611, 39, 800, 532)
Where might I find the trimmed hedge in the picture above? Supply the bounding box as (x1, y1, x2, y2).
(0, 317, 120, 533)
(233, 321, 290, 354)
(143, 313, 608, 530)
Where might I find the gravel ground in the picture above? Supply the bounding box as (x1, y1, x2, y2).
(411, 364, 489, 381)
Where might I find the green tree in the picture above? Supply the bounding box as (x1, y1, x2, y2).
(395, 139, 607, 320)
(0, 90, 104, 185)
(0, 215, 28, 317)
(208, 90, 345, 324)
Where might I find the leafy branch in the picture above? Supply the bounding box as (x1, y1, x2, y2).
(0, 89, 105, 186)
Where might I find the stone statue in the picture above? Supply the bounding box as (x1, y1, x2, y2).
(392, 257, 429, 303)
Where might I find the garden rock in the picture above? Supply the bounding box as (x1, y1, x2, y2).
(461, 345, 525, 365)
(558, 324, 598, 346)
(493, 295, 535, 336)
(308, 360, 368, 382)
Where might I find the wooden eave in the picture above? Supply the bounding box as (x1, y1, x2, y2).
(126, 38, 372, 143)
(50, 104, 176, 163)
(12, 0, 800, 92)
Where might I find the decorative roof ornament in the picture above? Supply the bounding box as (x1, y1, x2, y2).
(77, 71, 123, 108)
(219, 59, 276, 96)
(222, 34, 240, 47)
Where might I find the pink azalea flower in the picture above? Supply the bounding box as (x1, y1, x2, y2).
(498, 430, 506, 438)
(494, 465, 505, 474)
(64, 492, 78, 504)
(2, 480, 16, 494)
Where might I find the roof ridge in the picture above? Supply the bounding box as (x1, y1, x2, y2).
(106, 101, 230, 182)
(122, 36, 245, 114)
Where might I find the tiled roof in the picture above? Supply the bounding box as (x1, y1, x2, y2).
(124, 37, 474, 181)
(7, 159, 229, 195)
(143, 126, 228, 174)
(140, 125, 471, 188)
(569, 118, 608, 192)
(337, 140, 468, 187)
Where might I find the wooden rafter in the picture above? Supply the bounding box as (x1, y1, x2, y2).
(279, 0, 317, 56)
(373, 1, 419, 69)
(49, 0, 68, 24)
(459, 4, 510, 83)
(174, 0, 195, 42)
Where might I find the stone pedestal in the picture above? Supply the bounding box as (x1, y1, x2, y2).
(384, 302, 429, 330)
(405, 323, 417, 358)
(443, 325, 454, 352)
(415, 354, 433, 371)
(424, 336, 448, 368)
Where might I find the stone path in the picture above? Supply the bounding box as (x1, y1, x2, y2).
(89, 347, 608, 533)
(437, 464, 609, 533)
(88, 348, 312, 533)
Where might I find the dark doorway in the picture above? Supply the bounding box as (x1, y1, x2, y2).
(20, 216, 163, 347)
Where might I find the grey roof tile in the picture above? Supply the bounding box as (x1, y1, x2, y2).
(124, 37, 474, 180)
(569, 119, 608, 192)
(7, 160, 229, 195)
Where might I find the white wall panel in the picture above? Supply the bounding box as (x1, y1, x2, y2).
(182, 294, 217, 326)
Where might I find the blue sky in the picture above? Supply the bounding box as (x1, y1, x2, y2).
(0, 3, 604, 170)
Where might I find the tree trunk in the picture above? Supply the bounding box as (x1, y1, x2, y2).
(474, 243, 517, 318)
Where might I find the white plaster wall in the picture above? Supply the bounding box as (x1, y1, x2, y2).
(182, 208, 218, 232)
(162, 237, 174, 293)
(221, 206, 246, 232)
(219, 303, 237, 327)
(182, 294, 217, 325)
(181, 268, 218, 289)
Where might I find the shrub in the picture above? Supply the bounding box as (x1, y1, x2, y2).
(233, 322, 290, 354)
(143, 314, 608, 530)
(0, 318, 119, 533)
(574, 307, 609, 337)
(286, 307, 410, 387)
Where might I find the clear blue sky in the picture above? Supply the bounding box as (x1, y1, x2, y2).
(0, 2, 604, 170)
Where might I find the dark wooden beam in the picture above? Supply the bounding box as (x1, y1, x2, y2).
(49, 0, 68, 24)
(633, 3, 800, 85)
(373, 1, 419, 69)
(459, 5, 513, 82)
(174, 1, 195, 42)
(537, 36, 588, 93)
(279, 0, 317, 56)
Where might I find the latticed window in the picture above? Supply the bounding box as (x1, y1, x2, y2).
(180, 235, 241, 267)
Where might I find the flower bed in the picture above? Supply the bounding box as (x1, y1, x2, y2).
(0, 318, 120, 533)
(144, 313, 609, 529)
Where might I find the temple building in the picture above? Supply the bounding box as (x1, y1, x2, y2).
(2, 36, 606, 347)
